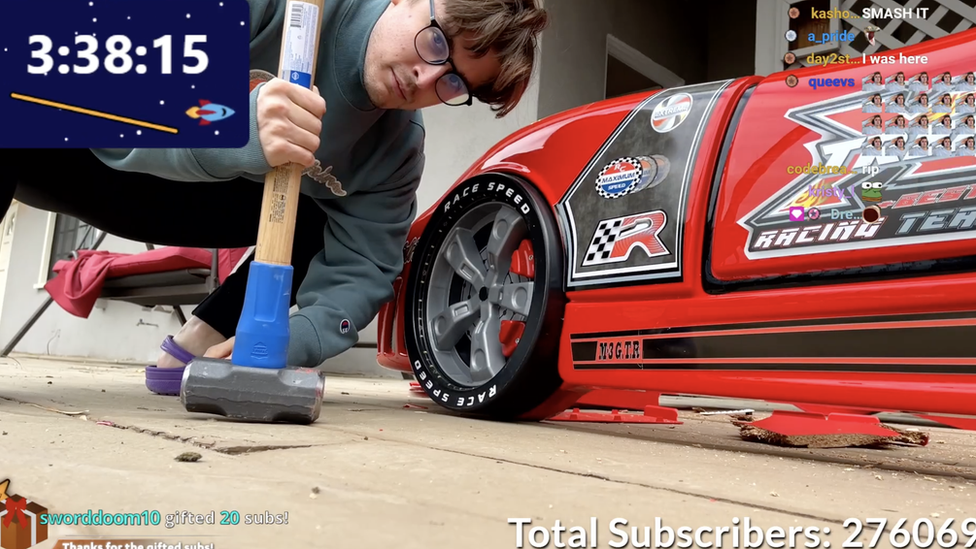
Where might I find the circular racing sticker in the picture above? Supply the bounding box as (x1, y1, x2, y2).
(595, 157, 645, 199)
(594, 156, 667, 199)
(650, 93, 693, 133)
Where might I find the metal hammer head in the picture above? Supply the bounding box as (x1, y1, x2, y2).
(180, 357, 326, 424)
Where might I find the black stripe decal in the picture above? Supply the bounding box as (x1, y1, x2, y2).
(569, 310, 976, 340)
(573, 342, 598, 361)
(573, 324, 975, 360)
(572, 362, 976, 374)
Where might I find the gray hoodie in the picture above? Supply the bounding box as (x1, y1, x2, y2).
(91, 0, 426, 366)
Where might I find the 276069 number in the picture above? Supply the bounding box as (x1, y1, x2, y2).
(843, 518, 976, 548)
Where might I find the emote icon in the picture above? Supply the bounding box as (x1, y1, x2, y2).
(861, 181, 884, 202)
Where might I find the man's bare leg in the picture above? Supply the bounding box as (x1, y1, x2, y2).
(156, 315, 228, 368)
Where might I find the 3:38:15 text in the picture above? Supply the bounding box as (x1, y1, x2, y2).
(28, 34, 209, 76)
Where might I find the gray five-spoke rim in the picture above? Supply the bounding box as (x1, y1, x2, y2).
(425, 203, 533, 387)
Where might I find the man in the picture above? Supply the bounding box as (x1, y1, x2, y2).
(885, 71, 907, 92)
(933, 137, 953, 158)
(0, 0, 549, 395)
(908, 93, 930, 115)
(861, 136, 883, 156)
(862, 94, 883, 113)
(908, 115, 930, 141)
(952, 114, 976, 140)
(863, 72, 884, 92)
(885, 135, 907, 159)
(885, 115, 908, 135)
(957, 136, 976, 156)
(886, 93, 907, 114)
(862, 115, 883, 135)
(956, 72, 976, 92)
(907, 136, 929, 158)
(932, 114, 953, 135)
(932, 72, 953, 95)
(908, 71, 929, 93)
(933, 93, 954, 113)
(960, 94, 976, 114)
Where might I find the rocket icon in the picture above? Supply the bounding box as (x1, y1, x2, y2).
(185, 100, 235, 125)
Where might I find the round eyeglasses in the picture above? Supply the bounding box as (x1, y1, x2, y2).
(414, 0, 472, 107)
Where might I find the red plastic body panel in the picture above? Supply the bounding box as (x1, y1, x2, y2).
(378, 29, 976, 422)
(711, 31, 976, 281)
(560, 272, 976, 415)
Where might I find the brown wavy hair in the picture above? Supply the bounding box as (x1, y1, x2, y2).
(435, 0, 549, 118)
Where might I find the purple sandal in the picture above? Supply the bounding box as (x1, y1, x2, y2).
(145, 336, 195, 395)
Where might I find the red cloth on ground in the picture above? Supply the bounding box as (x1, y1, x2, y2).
(46, 248, 214, 318)
(216, 247, 250, 284)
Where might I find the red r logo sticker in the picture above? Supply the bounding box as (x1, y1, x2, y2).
(582, 210, 670, 266)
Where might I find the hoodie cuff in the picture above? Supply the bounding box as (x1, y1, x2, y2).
(287, 313, 324, 367)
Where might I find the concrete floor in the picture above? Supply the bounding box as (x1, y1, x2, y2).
(1, 355, 975, 549)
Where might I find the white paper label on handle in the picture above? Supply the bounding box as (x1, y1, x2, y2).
(281, 0, 319, 88)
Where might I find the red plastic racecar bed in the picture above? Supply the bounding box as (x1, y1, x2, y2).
(376, 29, 976, 426)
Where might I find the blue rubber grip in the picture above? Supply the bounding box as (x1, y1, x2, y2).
(232, 260, 293, 369)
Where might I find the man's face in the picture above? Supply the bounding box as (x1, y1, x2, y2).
(363, 0, 502, 110)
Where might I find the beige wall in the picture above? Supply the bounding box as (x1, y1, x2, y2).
(537, 0, 755, 119)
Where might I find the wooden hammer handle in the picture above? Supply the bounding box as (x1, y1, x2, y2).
(254, 0, 327, 266)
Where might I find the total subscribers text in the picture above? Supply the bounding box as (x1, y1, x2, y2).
(508, 517, 976, 548)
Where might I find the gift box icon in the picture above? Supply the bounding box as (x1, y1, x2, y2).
(0, 493, 49, 549)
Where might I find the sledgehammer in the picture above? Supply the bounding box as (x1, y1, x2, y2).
(180, 0, 327, 424)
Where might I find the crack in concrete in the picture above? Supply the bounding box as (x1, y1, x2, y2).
(216, 445, 315, 455)
(320, 424, 845, 522)
(99, 422, 317, 455)
(431, 447, 842, 524)
(0, 396, 317, 455)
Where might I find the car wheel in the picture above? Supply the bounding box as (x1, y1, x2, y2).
(404, 173, 566, 419)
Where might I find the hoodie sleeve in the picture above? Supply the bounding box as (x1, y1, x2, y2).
(286, 122, 425, 367)
(89, 0, 282, 181)
(91, 86, 273, 181)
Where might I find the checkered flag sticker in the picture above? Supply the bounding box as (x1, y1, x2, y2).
(582, 210, 669, 266)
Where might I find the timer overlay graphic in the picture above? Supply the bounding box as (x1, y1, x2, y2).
(0, 0, 251, 148)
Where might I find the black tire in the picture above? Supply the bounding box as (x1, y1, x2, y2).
(404, 173, 565, 419)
